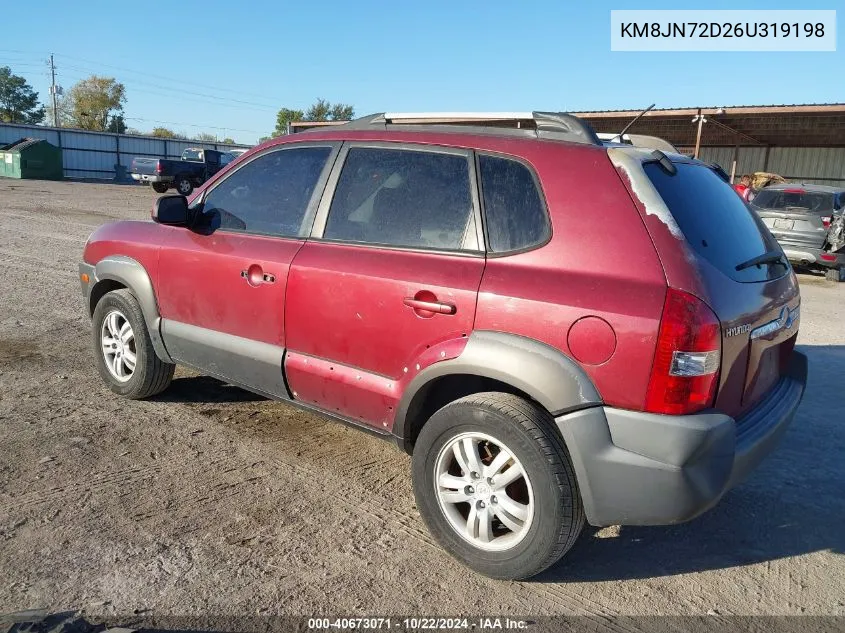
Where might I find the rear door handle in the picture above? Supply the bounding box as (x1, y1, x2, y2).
(403, 297, 456, 315)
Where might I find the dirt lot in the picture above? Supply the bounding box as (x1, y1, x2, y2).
(1, 179, 844, 622)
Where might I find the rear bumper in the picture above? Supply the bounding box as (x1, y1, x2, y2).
(556, 351, 808, 526)
(131, 173, 172, 183)
(782, 246, 845, 269)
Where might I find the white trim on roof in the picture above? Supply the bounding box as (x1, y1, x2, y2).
(383, 112, 534, 121)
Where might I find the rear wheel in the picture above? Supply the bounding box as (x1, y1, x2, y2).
(175, 176, 193, 196)
(92, 289, 175, 399)
(412, 392, 584, 580)
(151, 181, 169, 194)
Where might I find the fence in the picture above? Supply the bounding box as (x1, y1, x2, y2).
(0, 122, 252, 180)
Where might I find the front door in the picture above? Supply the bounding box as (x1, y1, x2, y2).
(285, 143, 485, 428)
(156, 142, 338, 397)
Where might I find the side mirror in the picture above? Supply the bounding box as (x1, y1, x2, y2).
(152, 195, 189, 225)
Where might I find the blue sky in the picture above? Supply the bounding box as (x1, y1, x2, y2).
(2, 0, 842, 144)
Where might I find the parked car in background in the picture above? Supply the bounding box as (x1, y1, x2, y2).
(750, 184, 845, 282)
(80, 111, 806, 580)
(130, 148, 234, 196)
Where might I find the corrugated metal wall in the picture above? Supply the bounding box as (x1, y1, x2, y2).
(696, 146, 845, 186)
(0, 123, 252, 180)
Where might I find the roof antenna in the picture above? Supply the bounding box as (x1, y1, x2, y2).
(611, 103, 656, 143)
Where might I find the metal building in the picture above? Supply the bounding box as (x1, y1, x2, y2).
(574, 103, 845, 186)
(0, 123, 252, 180)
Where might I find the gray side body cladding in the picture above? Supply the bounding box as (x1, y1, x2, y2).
(86, 255, 173, 363)
(393, 330, 602, 446)
(160, 319, 289, 399)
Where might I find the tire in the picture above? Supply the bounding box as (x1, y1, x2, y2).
(412, 392, 585, 580)
(175, 176, 193, 196)
(92, 289, 175, 399)
(151, 181, 169, 194)
(825, 267, 843, 282)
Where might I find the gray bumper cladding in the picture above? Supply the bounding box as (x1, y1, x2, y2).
(557, 351, 808, 527)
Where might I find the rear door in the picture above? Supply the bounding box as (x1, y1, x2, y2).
(284, 143, 485, 429)
(751, 187, 836, 249)
(156, 142, 338, 397)
(641, 160, 800, 417)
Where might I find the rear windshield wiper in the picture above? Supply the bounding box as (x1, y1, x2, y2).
(735, 250, 786, 271)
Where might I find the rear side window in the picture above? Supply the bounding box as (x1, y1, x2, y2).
(324, 147, 474, 250)
(644, 162, 784, 282)
(752, 189, 835, 214)
(479, 154, 549, 252)
(202, 146, 331, 237)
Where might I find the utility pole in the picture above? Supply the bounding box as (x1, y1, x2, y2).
(692, 110, 706, 159)
(49, 54, 59, 127)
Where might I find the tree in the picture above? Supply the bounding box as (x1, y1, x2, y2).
(193, 132, 217, 142)
(64, 76, 126, 131)
(305, 98, 354, 122)
(0, 66, 45, 124)
(271, 99, 354, 137)
(222, 137, 235, 144)
(151, 127, 177, 138)
(107, 114, 126, 134)
(272, 108, 304, 137)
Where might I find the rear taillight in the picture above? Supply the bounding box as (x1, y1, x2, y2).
(155, 162, 162, 174)
(821, 216, 831, 229)
(645, 288, 721, 415)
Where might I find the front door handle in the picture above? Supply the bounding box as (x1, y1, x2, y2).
(241, 264, 275, 287)
(403, 297, 456, 315)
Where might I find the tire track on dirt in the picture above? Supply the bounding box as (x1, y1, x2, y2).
(0, 464, 165, 514)
(185, 410, 633, 620)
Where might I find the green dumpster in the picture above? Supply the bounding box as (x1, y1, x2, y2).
(0, 138, 63, 180)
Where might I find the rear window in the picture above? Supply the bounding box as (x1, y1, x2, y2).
(644, 162, 786, 282)
(752, 189, 835, 214)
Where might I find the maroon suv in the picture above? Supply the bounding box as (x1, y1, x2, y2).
(79, 112, 807, 580)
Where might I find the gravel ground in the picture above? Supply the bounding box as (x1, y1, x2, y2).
(0, 179, 843, 623)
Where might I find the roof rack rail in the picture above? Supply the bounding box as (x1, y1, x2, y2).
(334, 112, 602, 146)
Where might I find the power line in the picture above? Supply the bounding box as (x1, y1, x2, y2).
(122, 116, 262, 134)
(54, 53, 282, 104)
(58, 63, 278, 111)
(56, 69, 277, 114)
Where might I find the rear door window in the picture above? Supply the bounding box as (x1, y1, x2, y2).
(478, 154, 549, 252)
(644, 162, 786, 282)
(323, 147, 475, 251)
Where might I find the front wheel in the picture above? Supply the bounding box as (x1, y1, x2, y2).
(151, 181, 169, 194)
(92, 289, 175, 399)
(175, 176, 193, 196)
(412, 392, 584, 580)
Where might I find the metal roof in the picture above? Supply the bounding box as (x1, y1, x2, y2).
(572, 103, 845, 116)
(288, 104, 845, 148)
(573, 104, 845, 148)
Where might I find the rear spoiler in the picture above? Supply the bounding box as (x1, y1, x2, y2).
(599, 133, 678, 154)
